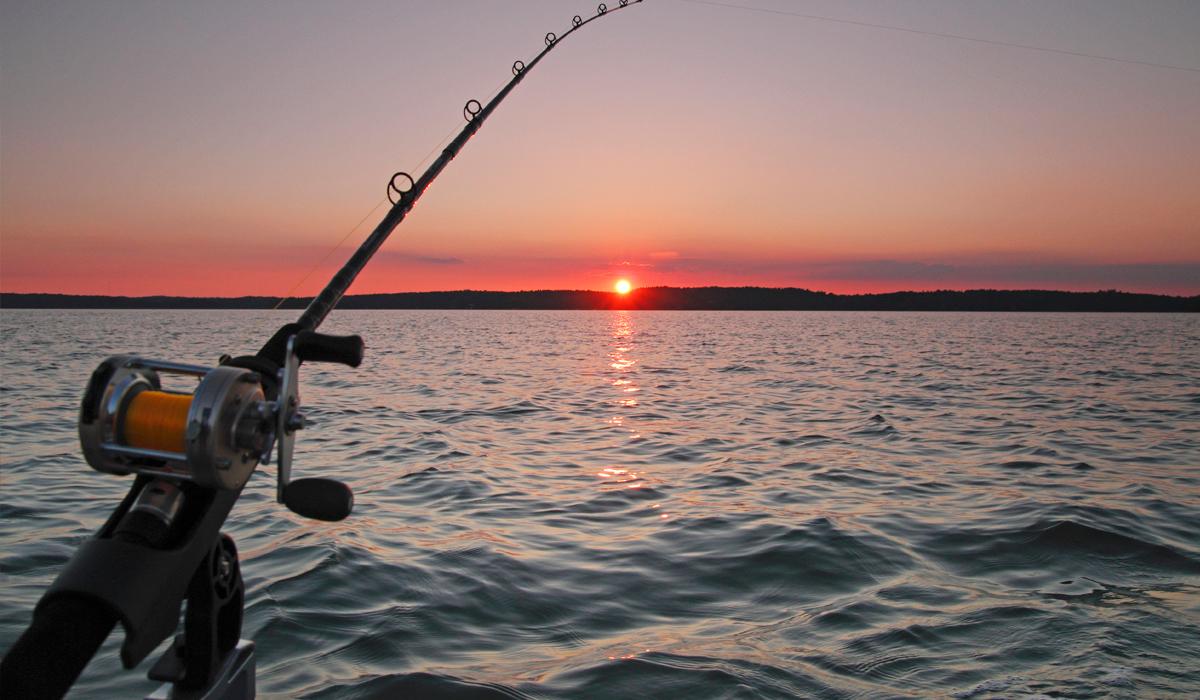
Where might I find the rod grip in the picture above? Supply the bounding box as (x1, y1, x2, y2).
(295, 331, 364, 368)
(0, 596, 118, 700)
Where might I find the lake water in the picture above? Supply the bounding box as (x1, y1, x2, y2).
(2, 310, 1198, 699)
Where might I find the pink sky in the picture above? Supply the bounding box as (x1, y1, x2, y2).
(2, 0, 1198, 297)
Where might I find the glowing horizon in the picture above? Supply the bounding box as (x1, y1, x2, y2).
(2, 1, 1197, 298)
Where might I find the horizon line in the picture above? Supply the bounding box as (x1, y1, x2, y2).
(4, 286, 1198, 300)
(2, 285, 1200, 297)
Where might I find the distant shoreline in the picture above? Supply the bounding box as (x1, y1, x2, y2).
(4, 288, 1197, 312)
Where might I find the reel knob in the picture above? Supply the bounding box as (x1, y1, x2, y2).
(282, 478, 354, 522)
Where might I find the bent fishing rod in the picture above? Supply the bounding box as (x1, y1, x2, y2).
(0, 3, 642, 699)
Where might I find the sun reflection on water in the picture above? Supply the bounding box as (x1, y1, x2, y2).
(596, 313, 670, 515)
(606, 312, 642, 422)
(597, 466, 642, 487)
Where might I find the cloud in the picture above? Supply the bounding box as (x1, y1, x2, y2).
(798, 261, 1200, 288)
(802, 260, 958, 281)
(376, 252, 464, 265)
(606, 256, 1199, 295)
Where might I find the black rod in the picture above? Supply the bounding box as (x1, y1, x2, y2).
(296, 1, 643, 331)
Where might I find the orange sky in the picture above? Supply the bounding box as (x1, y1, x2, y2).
(2, 0, 1198, 297)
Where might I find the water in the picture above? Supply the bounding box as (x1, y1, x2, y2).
(2, 310, 1198, 699)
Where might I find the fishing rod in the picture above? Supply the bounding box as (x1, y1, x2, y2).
(300, 0, 641, 331)
(0, 3, 642, 699)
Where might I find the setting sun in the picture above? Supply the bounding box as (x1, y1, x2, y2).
(616, 280, 631, 294)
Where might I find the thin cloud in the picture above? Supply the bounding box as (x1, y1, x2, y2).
(799, 261, 1200, 288)
(376, 252, 465, 266)
(609, 256, 1198, 294)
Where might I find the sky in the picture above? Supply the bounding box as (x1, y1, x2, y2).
(2, 0, 1198, 297)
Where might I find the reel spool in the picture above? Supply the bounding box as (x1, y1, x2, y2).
(77, 331, 361, 521)
(79, 357, 278, 491)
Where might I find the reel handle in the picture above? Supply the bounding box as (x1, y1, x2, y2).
(272, 334, 360, 523)
(294, 331, 364, 368)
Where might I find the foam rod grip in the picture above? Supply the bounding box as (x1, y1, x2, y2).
(283, 478, 354, 522)
(0, 596, 118, 700)
(295, 331, 364, 368)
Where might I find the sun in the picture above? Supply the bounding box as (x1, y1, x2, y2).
(615, 280, 631, 294)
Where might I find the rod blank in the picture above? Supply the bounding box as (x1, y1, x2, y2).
(296, 1, 643, 331)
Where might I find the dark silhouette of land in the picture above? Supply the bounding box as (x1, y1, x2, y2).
(4, 288, 1197, 311)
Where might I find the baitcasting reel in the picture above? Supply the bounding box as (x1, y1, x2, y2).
(78, 331, 363, 521)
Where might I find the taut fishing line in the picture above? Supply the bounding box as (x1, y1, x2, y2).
(679, 0, 1200, 73)
(234, 0, 1196, 359)
(0, 5, 646, 700)
(224, 198, 388, 360)
(228, 3, 636, 358)
(5, 2, 1195, 699)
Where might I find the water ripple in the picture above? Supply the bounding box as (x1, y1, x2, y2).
(1, 310, 1198, 698)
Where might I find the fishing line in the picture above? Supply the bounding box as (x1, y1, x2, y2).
(226, 75, 498, 357)
(226, 112, 470, 360)
(224, 197, 388, 359)
(295, 0, 645, 330)
(226, 0, 1194, 359)
(679, 0, 1200, 73)
(232, 1, 648, 355)
(6, 6, 653, 699)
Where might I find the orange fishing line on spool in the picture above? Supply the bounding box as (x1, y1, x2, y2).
(123, 391, 193, 454)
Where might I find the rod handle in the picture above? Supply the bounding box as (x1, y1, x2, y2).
(295, 331, 364, 368)
(0, 596, 118, 700)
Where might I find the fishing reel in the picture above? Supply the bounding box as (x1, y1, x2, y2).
(78, 331, 363, 521)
